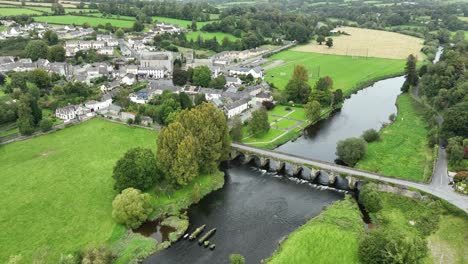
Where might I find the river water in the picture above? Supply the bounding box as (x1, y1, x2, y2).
(144, 163, 345, 264)
(276, 76, 405, 163)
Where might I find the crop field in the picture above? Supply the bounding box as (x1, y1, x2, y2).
(293, 27, 424, 60)
(356, 94, 433, 182)
(0, 118, 157, 263)
(34, 15, 135, 28)
(265, 51, 405, 94)
(152, 16, 214, 28)
(0, 7, 43, 16)
(186, 31, 239, 42)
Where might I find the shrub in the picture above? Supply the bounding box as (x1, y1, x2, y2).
(112, 188, 153, 229)
(454, 171, 468, 182)
(389, 113, 396, 122)
(262, 100, 275, 110)
(358, 183, 382, 213)
(80, 245, 114, 264)
(336, 137, 367, 166)
(112, 147, 160, 192)
(362, 129, 379, 142)
(359, 228, 427, 264)
(39, 118, 53, 132)
(229, 254, 245, 264)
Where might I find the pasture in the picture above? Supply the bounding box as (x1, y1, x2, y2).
(152, 16, 214, 28)
(265, 51, 405, 94)
(186, 31, 239, 42)
(0, 118, 157, 263)
(293, 27, 424, 60)
(0, 7, 43, 16)
(34, 15, 135, 28)
(356, 94, 433, 182)
(0, 0, 77, 7)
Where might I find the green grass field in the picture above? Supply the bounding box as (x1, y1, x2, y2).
(267, 197, 364, 264)
(265, 51, 405, 95)
(0, 7, 42, 16)
(0, 118, 157, 263)
(152, 16, 213, 28)
(34, 15, 135, 28)
(87, 13, 136, 21)
(357, 94, 433, 181)
(186, 31, 239, 42)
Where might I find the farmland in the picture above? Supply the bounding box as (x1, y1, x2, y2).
(34, 15, 135, 28)
(356, 94, 433, 182)
(293, 27, 424, 60)
(0, 7, 43, 16)
(0, 119, 157, 263)
(265, 51, 405, 95)
(186, 31, 239, 42)
(152, 16, 214, 28)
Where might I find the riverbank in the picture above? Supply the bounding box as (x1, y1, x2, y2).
(266, 196, 364, 264)
(356, 94, 434, 182)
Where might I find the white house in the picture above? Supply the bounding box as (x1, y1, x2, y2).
(98, 47, 114, 56)
(225, 76, 242, 87)
(126, 65, 138, 75)
(228, 66, 263, 79)
(122, 74, 136, 85)
(85, 94, 112, 111)
(121, 112, 137, 121)
(224, 98, 250, 118)
(55, 105, 78, 120)
(199, 88, 222, 101)
(137, 67, 165, 79)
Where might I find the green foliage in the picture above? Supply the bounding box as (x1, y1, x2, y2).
(229, 254, 245, 264)
(171, 135, 200, 185)
(446, 136, 464, 165)
(358, 183, 382, 213)
(25, 40, 48, 61)
(192, 65, 212, 87)
(230, 115, 243, 142)
(39, 118, 53, 132)
(132, 20, 144, 32)
(402, 54, 418, 93)
(209, 75, 226, 89)
(115, 28, 124, 39)
(316, 35, 325, 44)
(80, 245, 114, 264)
(249, 106, 270, 136)
(172, 67, 188, 86)
(112, 147, 160, 192)
(441, 102, 468, 140)
(362, 129, 379, 142)
(336, 137, 367, 166)
(326, 37, 333, 48)
(304, 100, 320, 122)
(48, 45, 66, 62)
(284, 78, 310, 104)
(112, 188, 153, 229)
(16, 95, 34, 135)
(194, 93, 207, 105)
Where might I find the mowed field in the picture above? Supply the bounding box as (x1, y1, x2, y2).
(0, 7, 43, 15)
(0, 0, 77, 7)
(34, 15, 135, 28)
(186, 31, 239, 42)
(265, 51, 405, 94)
(0, 118, 157, 263)
(356, 94, 433, 181)
(152, 16, 214, 28)
(293, 27, 424, 60)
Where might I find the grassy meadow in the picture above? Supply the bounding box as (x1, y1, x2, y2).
(152, 16, 214, 28)
(34, 15, 135, 28)
(265, 51, 405, 95)
(0, 118, 157, 263)
(356, 94, 433, 181)
(0, 7, 43, 16)
(267, 197, 364, 264)
(186, 31, 239, 42)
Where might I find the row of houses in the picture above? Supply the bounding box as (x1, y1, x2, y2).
(65, 37, 119, 57)
(212, 47, 269, 65)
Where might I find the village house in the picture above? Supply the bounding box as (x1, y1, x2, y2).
(199, 88, 222, 101)
(122, 74, 136, 85)
(139, 51, 174, 74)
(228, 66, 264, 79)
(98, 47, 114, 56)
(121, 111, 137, 121)
(141, 116, 153, 126)
(224, 98, 250, 118)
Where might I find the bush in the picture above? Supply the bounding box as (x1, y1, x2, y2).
(112, 188, 153, 229)
(358, 228, 427, 264)
(358, 183, 382, 213)
(229, 254, 245, 264)
(454, 171, 468, 182)
(80, 245, 114, 264)
(112, 147, 160, 192)
(362, 129, 379, 142)
(262, 100, 275, 110)
(389, 113, 396, 122)
(39, 118, 53, 132)
(336, 137, 367, 166)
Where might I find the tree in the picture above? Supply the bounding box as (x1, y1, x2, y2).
(293, 65, 309, 82)
(194, 93, 207, 105)
(115, 28, 125, 39)
(209, 75, 226, 89)
(284, 78, 311, 103)
(362, 129, 379, 142)
(447, 137, 464, 165)
(43, 30, 58, 45)
(16, 95, 34, 135)
(179, 92, 193, 109)
(249, 107, 270, 136)
(173, 67, 188, 86)
(402, 54, 418, 92)
(305, 100, 321, 121)
(441, 102, 468, 139)
(326, 37, 333, 48)
(191, 20, 197, 31)
(51, 3, 65, 15)
(358, 183, 382, 213)
(171, 135, 200, 185)
(315, 76, 333, 91)
(39, 118, 53, 132)
(157, 122, 188, 183)
(229, 254, 245, 264)
(112, 147, 160, 192)
(133, 21, 144, 32)
(230, 115, 243, 142)
(192, 65, 212, 87)
(359, 228, 427, 264)
(316, 35, 325, 45)
(336, 137, 367, 166)
(333, 89, 343, 105)
(29, 69, 51, 89)
(48, 45, 66, 62)
(112, 188, 153, 229)
(81, 245, 114, 264)
(25, 40, 48, 61)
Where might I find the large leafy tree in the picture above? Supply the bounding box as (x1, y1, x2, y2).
(336, 137, 367, 166)
(112, 147, 160, 192)
(192, 65, 212, 87)
(284, 65, 311, 103)
(441, 102, 468, 139)
(25, 40, 48, 61)
(171, 135, 200, 185)
(48, 45, 66, 62)
(249, 106, 270, 136)
(230, 115, 243, 142)
(16, 95, 34, 135)
(112, 188, 153, 228)
(402, 54, 418, 92)
(305, 100, 321, 122)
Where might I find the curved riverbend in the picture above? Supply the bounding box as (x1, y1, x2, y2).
(144, 163, 345, 263)
(276, 76, 405, 163)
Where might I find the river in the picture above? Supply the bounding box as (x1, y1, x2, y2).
(276, 76, 405, 163)
(144, 163, 345, 264)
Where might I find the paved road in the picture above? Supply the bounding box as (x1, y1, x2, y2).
(231, 143, 468, 212)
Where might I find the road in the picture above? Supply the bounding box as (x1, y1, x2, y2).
(231, 143, 468, 213)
